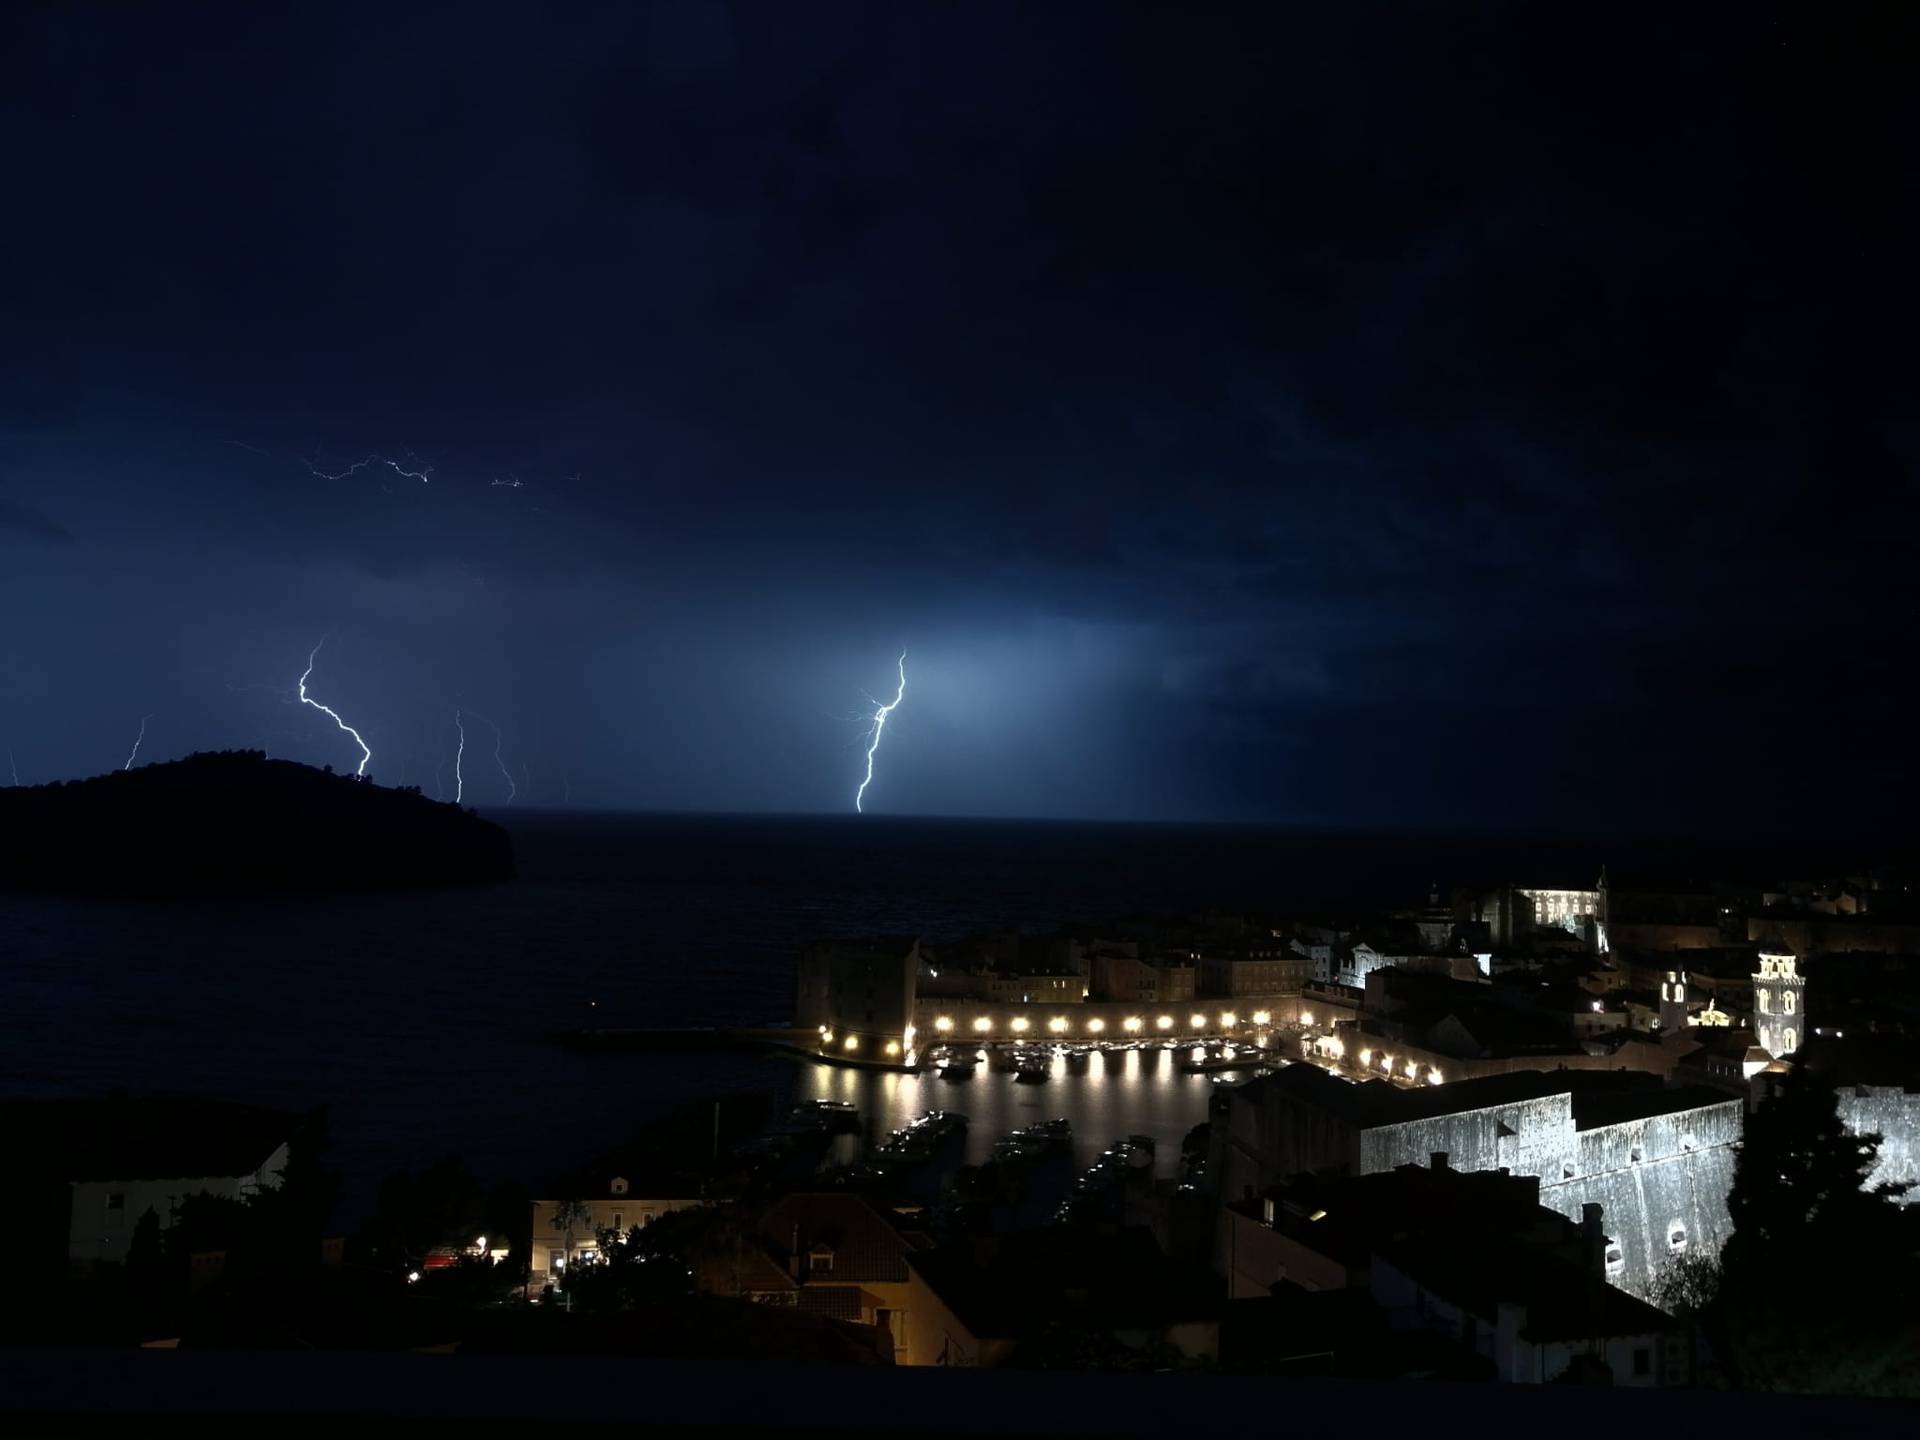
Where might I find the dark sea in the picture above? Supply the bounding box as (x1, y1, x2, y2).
(0, 812, 1842, 1217)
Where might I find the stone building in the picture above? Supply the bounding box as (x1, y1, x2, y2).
(1600, 874, 1725, 952)
(1521, 886, 1602, 942)
(529, 1178, 707, 1285)
(694, 1192, 915, 1360)
(795, 936, 922, 1064)
(904, 1227, 1218, 1368)
(1200, 938, 1311, 999)
(1219, 1158, 1688, 1384)
(1090, 951, 1195, 1004)
(0, 1098, 295, 1274)
(1747, 912, 1920, 956)
(1217, 1067, 1740, 1298)
(985, 969, 1083, 1005)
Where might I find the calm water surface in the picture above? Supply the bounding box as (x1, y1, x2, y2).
(0, 811, 1771, 1213)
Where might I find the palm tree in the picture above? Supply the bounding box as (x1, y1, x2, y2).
(548, 1198, 595, 1307)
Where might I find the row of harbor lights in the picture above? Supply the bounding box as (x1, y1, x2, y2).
(816, 1025, 914, 1059)
(1294, 1013, 1442, 1085)
(816, 1010, 1290, 1062)
(1349, 1041, 1442, 1086)
(930, 1010, 1273, 1039)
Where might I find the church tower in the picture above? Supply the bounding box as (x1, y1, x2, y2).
(1658, 968, 1691, 1032)
(1752, 949, 1805, 1057)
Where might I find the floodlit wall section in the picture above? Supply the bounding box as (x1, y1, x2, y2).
(1357, 1094, 1741, 1297)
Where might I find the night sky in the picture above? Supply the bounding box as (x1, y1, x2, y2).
(2, 2, 1912, 833)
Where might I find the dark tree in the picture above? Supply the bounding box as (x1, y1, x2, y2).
(366, 1156, 486, 1271)
(557, 1225, 693, 1312)
(1708, 1072, 1920, 1396)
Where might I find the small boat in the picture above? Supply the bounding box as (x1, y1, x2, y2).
(1014, 1063, 1050, 1084)
(941, 1054, 977, 1081)
(784, 1099, 860, 1133)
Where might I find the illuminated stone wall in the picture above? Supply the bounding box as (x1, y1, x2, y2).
(1354, 1091, 1741, 1298)
(1356, 1092, 1576, 1188)
(1551, 1101, 1741, 1297)
(1836, 1086, 1920, 1200)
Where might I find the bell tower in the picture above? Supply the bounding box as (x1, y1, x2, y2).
(1658, 968, 1690, 1032)
(1752, 949, 1804, 1057)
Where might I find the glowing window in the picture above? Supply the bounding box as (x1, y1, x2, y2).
(1784, 990, 1795, 1014)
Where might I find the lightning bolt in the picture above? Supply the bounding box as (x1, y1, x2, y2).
(7, 747, 18, 787)
(453, 711, 466, 804)
(460, 710, 515, 805)
(855, 652, 907, 814)
(304, 452, 432, 484)
(297, 638, 372, 776)
(124, 714, 152, 771)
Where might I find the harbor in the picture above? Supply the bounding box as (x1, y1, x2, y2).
(789, 1039, 1253, 1179)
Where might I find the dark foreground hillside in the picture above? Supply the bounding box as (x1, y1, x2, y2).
(0, 751, 514, 893)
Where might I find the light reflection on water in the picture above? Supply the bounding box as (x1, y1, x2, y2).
(793, 1046, 1231, 1177)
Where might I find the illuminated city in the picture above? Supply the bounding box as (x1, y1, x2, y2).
(1, 0, 1915, 1427)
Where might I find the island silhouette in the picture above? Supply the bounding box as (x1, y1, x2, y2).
(0, 750, 514, 893)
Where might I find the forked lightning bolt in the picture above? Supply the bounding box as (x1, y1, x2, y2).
(305, 452, 433, 484)
(124, 714, 152, 771)
(297, 638, 372, 776)
(855, 652, 907, 814)
(461, 710, 515, 805)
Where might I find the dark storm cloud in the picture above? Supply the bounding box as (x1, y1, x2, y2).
(0, 1, 1912, 829)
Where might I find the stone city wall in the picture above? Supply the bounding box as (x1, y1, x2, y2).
(1836, 1086, 1920, 1200)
